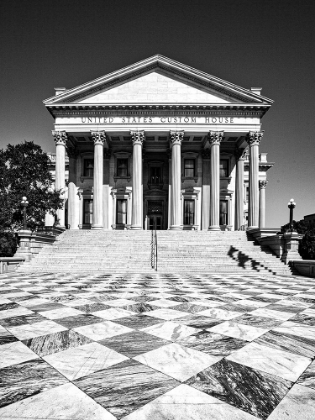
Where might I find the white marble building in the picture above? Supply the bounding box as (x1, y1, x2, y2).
(44, 55, 273, 231)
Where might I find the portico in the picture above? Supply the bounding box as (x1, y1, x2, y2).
(46, 55, 274, 231)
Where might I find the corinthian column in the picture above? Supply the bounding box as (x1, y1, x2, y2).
(259, 180, 268, 228)
(131, 131, 145, 229)
(209, 131, 224, 231)
(52, 130, 67, 228)
(170, 131, 184, 230)
(91, 131, 106, 229)
(246, 131, 263, 228)
(235, 148, 246, 230)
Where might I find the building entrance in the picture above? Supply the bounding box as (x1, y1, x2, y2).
(147, 200, 163, 230)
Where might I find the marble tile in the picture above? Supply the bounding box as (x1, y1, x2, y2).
(148, 298, 181, 308)
(297, 360, 315, 390)
(0, 325, 18, 345)
(227, 342, 311, 381)
(74, 358, 179, 419)
(175, 314, 223, 329)
(54, 313, 105, 328)
(0, 306, 33, 320)
(0, 312, 46, 327)
(144, 308, 189, 320)
(187, 358, 292, 419)
(233, 313, 283, 328)
(267, 301, 311, 313)
(0, 302, 19, 311)
(0, 358, 68, 408)
(122, 302, 160, 313)
(0, 382, 115, 419)
(44, 342, 128, 380)
(99, 330, 170, 358)
(142, 321, 200, 341)
(255, 330, 315, 359)
(267, 384, 315, 420)
(74, 320, 133, 340)
(104, 298, 137, 307)
(22, 329, 93, 356)
(28, 302, 66, 312)
(177, 330, 247, 357)
(208, 320, 268, 341)
(92, 307, 135, 320)
(273, 321, 315, 340)
(288, 313, 315, 326)
(113, 314, 163, 329)
(17, 298, 51, 307)
(171, 302, 213, 313)
(249, 307, 293, 321)
(123, 383, 257, 420)
(38, 306, 84, 319)
(134, 342, 220, 382)
(6, 320, 68, 340)
(198, 307, 242, 320)
(0, 341, 38, 368)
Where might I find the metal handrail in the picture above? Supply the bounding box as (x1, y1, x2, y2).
(150, 228, 158, 271)
(155, 228, 157, 272)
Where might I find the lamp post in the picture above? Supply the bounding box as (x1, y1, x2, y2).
(288, 198, 296, 232)
(21, 196, 29, 230)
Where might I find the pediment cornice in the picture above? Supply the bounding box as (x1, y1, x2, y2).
(44, 55, 273, 107)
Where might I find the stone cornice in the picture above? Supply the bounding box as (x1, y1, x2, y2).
(47, 105, 270, 119)
(44, 55, 273, 106)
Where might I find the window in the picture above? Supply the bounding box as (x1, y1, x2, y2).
(83, 199, 93, 224)
(116, 199, 127, 224)
(220, 200, 228, 225)
(149, 167, 161, 185)
(220, 160, 228, 177)
(117, 159, 128, 177)
(83, 159, 94, 177)
(184, 200, 195, 225)
(184, 159, 195, 177)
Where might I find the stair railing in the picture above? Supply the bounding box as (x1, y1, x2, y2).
(151, 228, 158, 271)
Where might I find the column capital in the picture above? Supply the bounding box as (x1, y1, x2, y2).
(170, 131, 184, 146)
(130, 130, 145, 145)
(234, 148, 247, 160)
(52, 130, 67, 146)
(259, 180, 268, 189)
(246, 131, 264, 146)
(91, 131, 106, 146)
(209, 131, 224, 145)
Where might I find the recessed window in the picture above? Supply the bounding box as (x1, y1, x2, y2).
(83, 199, 93, 224)
(184, 159, 195, 177)
(220, 200, 228, 225)
(116, 199, 127, 224)
(184, 199, 195, 225)
(220, 160, 229, 177)
(117, 159, 128, 177)
(83, 159, 94, 177)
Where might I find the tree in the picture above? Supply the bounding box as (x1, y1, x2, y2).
(0, 141, 63, 256)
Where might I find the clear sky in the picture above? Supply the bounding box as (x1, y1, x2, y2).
(0, 0, 314, 228)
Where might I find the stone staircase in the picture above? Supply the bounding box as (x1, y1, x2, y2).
(18, 230, 292, 275)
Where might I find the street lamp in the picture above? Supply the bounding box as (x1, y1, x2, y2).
(21, 196, 29, 230)
(287, 198, 296, 232)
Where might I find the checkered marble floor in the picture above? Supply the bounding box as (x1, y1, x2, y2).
(1, 272, 315, 419)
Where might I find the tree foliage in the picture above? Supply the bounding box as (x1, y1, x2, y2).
(0, 141, 63, 256)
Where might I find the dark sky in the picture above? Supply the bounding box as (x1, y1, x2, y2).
(0, 0, 314, 227)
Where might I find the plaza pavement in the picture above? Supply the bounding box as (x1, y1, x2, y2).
(0, 271, 315, 419)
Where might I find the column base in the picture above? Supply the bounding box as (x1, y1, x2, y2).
(170, 225, 182, 230)
(208, 226, 220, 231)
(92, 225, 104, 229)
(130, 225, 142, 230)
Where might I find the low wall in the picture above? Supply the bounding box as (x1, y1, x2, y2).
(0, 257, 25, 274)
(291, 260, 315, 278)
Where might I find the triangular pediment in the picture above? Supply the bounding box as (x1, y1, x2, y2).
(44, 55, 273, 106)
(79, 72, 231, 104)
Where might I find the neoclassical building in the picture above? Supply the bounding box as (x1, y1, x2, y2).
(44, 55, 273, 231)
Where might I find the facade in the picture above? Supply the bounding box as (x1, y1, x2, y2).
(44, 55, 273, 231)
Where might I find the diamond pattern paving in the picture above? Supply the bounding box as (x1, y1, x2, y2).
(0, 272, 315, 419)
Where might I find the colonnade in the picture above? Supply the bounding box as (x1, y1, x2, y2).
(52, 129, 265, 231)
